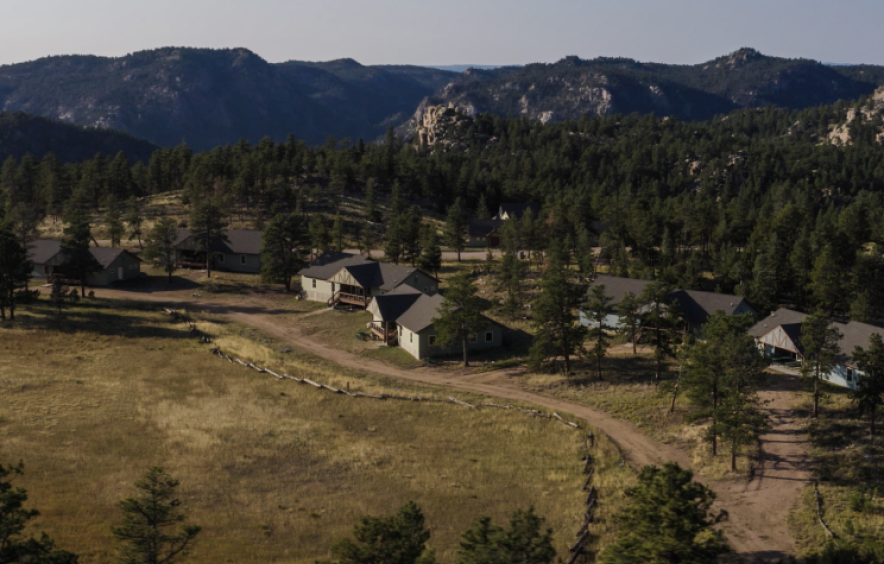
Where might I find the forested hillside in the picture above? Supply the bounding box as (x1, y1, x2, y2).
(0, 48, 456, 150)
(3, 91, 884, 323)
(414, 48, 884, 126)
(0, 111, 157, 163)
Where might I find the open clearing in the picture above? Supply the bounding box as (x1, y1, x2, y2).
(0, 301, 632, 564)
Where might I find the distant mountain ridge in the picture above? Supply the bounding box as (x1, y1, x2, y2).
(0, 111, 158, 163)
(3, 47, 884, 151)
(0, 48, 457, 150)
(408, 48, 884, 129)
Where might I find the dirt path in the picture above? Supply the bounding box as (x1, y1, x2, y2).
(90, 286, 809, 561)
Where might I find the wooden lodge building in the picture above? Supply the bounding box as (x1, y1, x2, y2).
(28, 239, 142, 286)
(298, 252, 439, 309)
(367, 285, 504, 360)
(749, 308, 882, 390)
(174, 229, 263, 273)
(579, 275, 757, 333)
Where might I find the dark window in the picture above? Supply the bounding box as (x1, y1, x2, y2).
(218, 254, 225, 263)
(312, 279, 316, 288)
(429, 335, 436, 346)
(485, 332, 493, 342)
(240, 255, 246, 264)
(847, 369, 854, 383)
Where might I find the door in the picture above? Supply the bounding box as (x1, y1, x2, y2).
(118, 267, 124, 280)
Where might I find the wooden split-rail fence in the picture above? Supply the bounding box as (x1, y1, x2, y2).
(163, 306, 598, 555)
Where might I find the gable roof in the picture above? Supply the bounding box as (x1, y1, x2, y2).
(371, 285, 425, 322)
(588, 275, 651, 305)
(28, 239, 62, 265)
(749, 308, 884, 367)
(299, 252, 374, 280)
(669, 290, 753, 325)
(497, 203, 540, 220)
(468, 219, 504, 238)
(395, 291, 447, 333)
(174, 229, 263, 255)
(28, 239, 140, 269)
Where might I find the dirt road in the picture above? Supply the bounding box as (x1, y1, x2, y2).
(90, 285, 809, 561)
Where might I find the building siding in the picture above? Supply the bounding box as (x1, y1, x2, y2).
(215, 253, 261, 273)
(398, 322, 503, 360)
(302, 276, 334, 302)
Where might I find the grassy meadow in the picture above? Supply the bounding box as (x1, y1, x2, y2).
(0, 298, 633, 564)
(788, 383, 884, 557)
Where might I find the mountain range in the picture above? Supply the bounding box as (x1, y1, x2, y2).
(1, 47, 884, 153)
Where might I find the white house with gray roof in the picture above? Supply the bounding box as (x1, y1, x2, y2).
(749, 308, 883, 390)
(367, 285, 504, 359)
(298, 252, 438, 308)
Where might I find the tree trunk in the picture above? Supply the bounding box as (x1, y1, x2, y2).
(632, 327, 637, 355)
(871, 407, 876, 439)
(563, 351, 571, 375)
(138, 235, 143, 250)
(462, 337, 469, 368)
(813, 376, 819, 418)
(597, 351, 602, 381)
(81, 281, 86, 297)
(207, 252, 212, 278)
(731, 443, 737, 471)
(0, 303, 5, 320)
(8, 295, 14, 321)
(457, 248, 461, 262)
(168, 270, 173, 284)
(669, 380, 679, 413)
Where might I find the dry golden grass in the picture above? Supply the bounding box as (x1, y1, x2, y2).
(787, 385, 884, 557)
(0, 300, 633, 564)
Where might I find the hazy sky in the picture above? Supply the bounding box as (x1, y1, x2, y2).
(4, 0, 883, 67)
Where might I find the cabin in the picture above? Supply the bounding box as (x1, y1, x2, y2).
(298, 252, 438, 308)
(174, 229, 262, 273)
(749, 308, 883, 390)
(494, 203, 540, 221)
(579, 275, 756, 332)
(467, 219, 504, 247)
(28, 239, 142, 286)
(367, 285, 504, 360)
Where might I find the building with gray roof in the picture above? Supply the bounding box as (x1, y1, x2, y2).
(28, 239, 141, 286)
(174, 229, 263, 273)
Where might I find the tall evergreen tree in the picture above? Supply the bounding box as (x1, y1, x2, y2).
(189, 201, 228, 278)
(529, 245, 587, 375)
(616, 292, 642, 355)
(431, 273, 489, 367)
(0, 226, 31, 321)
(444, 197, 468, 262)
(800, 312, 843, 418)
(112, 467, 201, 564)
(142, 217, 179, 283)
(105, 196, 124, 248)
(599, 463, 730, 564)
(331, 213, 345, 252)
(584, 284, 614, 380)
(457, 508, 556, 564)
(416, 224, 442, 278)
(61, 200, 98, 297)
(640, 281, 682, 382)
(309, 214, 331, 259)
(125, 196, 144, 249)
(260, 212, 310, 292)
(331, 501, 433, 564)
(851, 333, 884, 438)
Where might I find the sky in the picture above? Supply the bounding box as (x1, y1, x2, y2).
(4, 0, 884, 67)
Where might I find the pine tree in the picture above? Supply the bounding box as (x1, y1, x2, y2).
(599, 463, 730, 564)
(810, 245, 844, 316)
(800, 312, 843, 418)
(529, 245, 587, 375)
(364, 179, 380, 223)
(143, 217, 179, 283)
(332, 213, 345, 252)
(49, 275, 67, 314)
(105, 196, 124, 248)
(616, 292, 642, 355)
(475, 193, 490, 220)
(260, 212, 310, 292)
(403, 206, 422, 265)
(431, 273, 489, 367)
(112, 467, 201, 564)
(851, 334, 884, 438)
(416, 225, 442, 278)
(358, 223, 376, 258)
(585, 284, 614, 380)
(0, 461, 78, 564)
(457, 508, 556, 564)
(640, 281, 682, 382)
(189, 201, 228, 278)
(332, 501, 433, 564)
(125, 196, 144, 249)
(0, 226, 31, 321)
(61, 200, 98, 297)
(444, 198, 468, 262)
(309, 214, 331, 259)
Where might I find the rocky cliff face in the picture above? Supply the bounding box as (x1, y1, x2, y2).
(402, 50, 884, 136)
(0, 49, 456, 150)
(828, 87, 884, 145)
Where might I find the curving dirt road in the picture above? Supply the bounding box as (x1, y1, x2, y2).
(90, 285, 809, 561)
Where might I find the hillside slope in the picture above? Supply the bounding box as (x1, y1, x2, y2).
(407, 49, 884, 129)
(0, 111, 158, 162)
(0, 48, 457, 150)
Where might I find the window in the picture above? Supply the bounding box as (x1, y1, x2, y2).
(240, 255, 246, 264)
(485, 332, 493, 342)
(429, 335, 436, 346)
(218, 254, 225, 263)
(43, 266, 49, 275)
(469, 334, 478, 343)
(410, 332, 413, 343)
(312, 279, 316, 288)
(423, 287, 429, 292)
(847, 369, 854, 383)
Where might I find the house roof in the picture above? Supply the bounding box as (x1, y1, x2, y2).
(588, 275, 651, 305)
(371, 285, 425, 322)
(749, 308, 884, 367)
(174, 229, 262, 255)
(669, 290, 752, 325)
(28, 239, 62, 265)
(497, 203, 540, 220)
(28, 239, 139, 269)
(468, 219, 504, 238)
(395, 291, 446, 333)
(299, 252, 374, 280)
